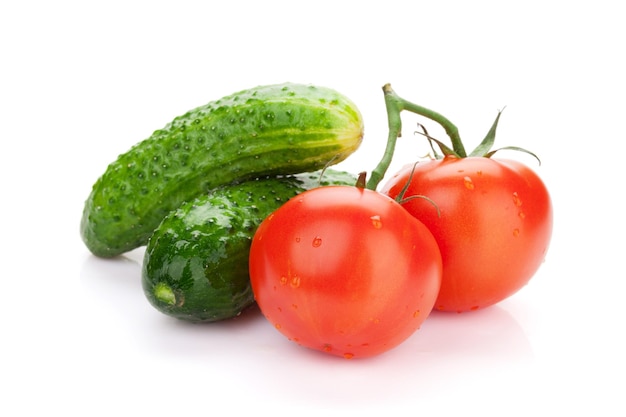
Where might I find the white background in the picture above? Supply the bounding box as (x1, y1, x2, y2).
(2, 0, 625, 415)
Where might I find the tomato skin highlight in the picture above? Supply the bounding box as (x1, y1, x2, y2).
(382, 156, 553, 313)
(249, 186, 442, 359)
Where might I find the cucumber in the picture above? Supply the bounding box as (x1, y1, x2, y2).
(81, 83, 363, 258)
(142, 169, 357, 322)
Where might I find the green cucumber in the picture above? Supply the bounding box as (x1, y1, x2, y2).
(81, 83, 363, 258)
(142, 169, 357, 322)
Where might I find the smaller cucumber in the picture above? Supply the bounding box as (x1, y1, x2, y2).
(142, 169, 356, 322)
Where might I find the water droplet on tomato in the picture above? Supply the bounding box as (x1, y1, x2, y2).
(518, 211, 526, 219)
(343, 353, 355, 360)
(280, 276, 288, 285)
(463, 176, 474, 190)
(413, 310, 421, 318)
(274, 323, 282, 329)
(513, 192, 523, 207)
(295, 237, 301, 243)
(370, 215, 382, 229)
(312, 236, 322, 247)
(513, 228, 520, 237)
(290, 276, 301, 288)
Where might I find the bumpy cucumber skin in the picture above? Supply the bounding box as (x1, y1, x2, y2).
(81, 83, 363, 258)
(142, 169, 357, 323)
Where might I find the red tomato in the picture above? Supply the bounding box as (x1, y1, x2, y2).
(249, 186, 442, 359)
(382, 156, 553, 313)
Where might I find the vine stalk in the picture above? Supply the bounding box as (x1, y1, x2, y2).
(366, 84, 463, 191)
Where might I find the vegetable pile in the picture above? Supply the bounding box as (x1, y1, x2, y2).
(81, 82, 553, 359)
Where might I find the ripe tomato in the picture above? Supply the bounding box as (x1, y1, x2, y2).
(382, 156, 553, 313)
(248, 186, 442, 359)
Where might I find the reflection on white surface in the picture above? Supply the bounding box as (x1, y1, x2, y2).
(77, 250, 537, 411)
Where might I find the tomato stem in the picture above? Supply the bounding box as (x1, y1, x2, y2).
(366, 84, 467, 190)
(396, 93, 466, 158)
(366, 84, 402, 190)
(356, 171, 367, 189)
(366, 84, 540, 177)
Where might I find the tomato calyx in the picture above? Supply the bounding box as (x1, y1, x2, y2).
(347, 83, 540, 208)
(367, 84, 540, 181)
(393, 161, 441, 217)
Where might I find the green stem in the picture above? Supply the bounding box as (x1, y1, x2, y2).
(366, 84, 467, 190)
(400, 99, 465, 157)
(366, 84, 402, 190)
(366, 84, 465, 191)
